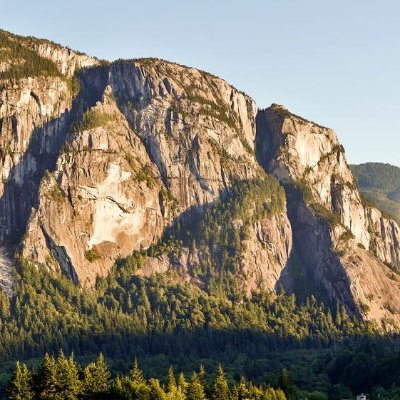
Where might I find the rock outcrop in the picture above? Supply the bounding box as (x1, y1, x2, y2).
(256, 104, 400, 325)
(18, 58, 266, 286)
(1, 30, 400, 325)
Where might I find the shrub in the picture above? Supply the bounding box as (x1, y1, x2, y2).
(310, 203, 341, 226)
(85, 248, 101, 263)
(136, 165, 157, 189)
(46, 185, 66, 204)
(72, 109, 115, 132)
(340, 231, 355, 242)
(359, 302, 370, 314)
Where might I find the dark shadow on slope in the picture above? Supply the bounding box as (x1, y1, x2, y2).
(255, 109, 359, 315)
(275, 188, 356, 313)
(0, 65, 110, 249)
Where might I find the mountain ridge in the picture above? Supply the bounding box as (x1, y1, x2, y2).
(0, 29, 400, 328)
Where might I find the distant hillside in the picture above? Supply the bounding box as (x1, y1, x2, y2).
(351, 162, 400, 224)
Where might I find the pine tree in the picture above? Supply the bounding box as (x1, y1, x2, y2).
(166, 367, 185, 400)
(83, 353, 111, 398)
(113, 376, 133, 400)
(233, 378, 249, 400)
(198, 365, 208, 396)
(7, 361, 34, 400)
(187, 372, 206, 400)
(278, 369, 295, 398)
(37, 354, 58, 400)
(126, 358, 151, 400)
(167, 366, 176, 393)
(178, 372, 188, 395)
(130, 357, 145, 383)
(148, 378, 167, 400)
(211, 365, 229, 400)
(55, 351, 82, 400)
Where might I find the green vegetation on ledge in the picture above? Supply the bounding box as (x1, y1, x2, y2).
(72, 109, 116, 132)
(155, 177, 286, 298)
(0, 31, 60, 80)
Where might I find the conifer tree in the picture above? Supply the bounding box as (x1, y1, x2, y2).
(55, 351, 82, 400)
(178, 372, 188, 396)
(7, 361, 34, 400)
(274, 388, 287, 400)
(198, 365, 208, 396)
(167, 366, 176, 393)
(211, 365, 230, 400)
(187, 372, 206, 400)
(83, 353, 111, 398)
(37, 354, 58, 400)
(148, 378, 167, 400)
(126, 358, 151, 400)
(278, 369, 295, 399)
(233, 378, 249, 400)
(130, 357, 145, 383)
(166, 367, 185, 400)
(113, 376, 133, 400)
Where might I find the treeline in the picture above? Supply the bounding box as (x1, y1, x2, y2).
(0, 177, 376, 363)
(0, 258, 374, 363)
(351, 163, 400, 193)
(4, 353, 287, 400)
(0, 31, 60, 80)
(0, 178, 378, 377)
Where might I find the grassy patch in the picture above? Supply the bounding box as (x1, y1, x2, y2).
(85, 248, 101, 263)
(72, 109, 115, 132)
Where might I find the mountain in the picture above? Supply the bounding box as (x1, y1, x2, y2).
(351, 162, 400, 225)
(2, 26, 400, 399)
(1, 29, 400, 327)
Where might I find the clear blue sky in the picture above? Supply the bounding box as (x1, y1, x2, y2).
(1, 0, 399, 166)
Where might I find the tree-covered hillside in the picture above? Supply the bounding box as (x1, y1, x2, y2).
(351, 163, 400, 224)
(0, 177, 381, 399)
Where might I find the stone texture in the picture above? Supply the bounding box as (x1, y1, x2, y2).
(1, 30, 400, 326)
(256, 104, 400, 324)
(19, 59, 265, 286)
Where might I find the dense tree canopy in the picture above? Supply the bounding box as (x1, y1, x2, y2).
(0, 177, 397, 399)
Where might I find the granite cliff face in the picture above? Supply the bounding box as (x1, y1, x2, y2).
(256, 105, 400, 325)
(1, 30, 400, 325)
(256, 105, 400, 268)
(1, 35, 268, 287)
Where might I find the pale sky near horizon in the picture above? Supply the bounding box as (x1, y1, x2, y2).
(1, 0, 399, 166)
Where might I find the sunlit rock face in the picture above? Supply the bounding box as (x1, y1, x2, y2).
(1, 30, 400, 326)
(256, 104, 400, 325)
(11, 56, 265, 287)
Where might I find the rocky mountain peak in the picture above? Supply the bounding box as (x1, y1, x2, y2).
(0, 31, 400, 326)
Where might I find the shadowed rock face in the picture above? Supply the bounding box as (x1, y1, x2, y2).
(256, 105, 400, 324)
(256, 104, 400, 270)
(1, 30, 400, 325)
